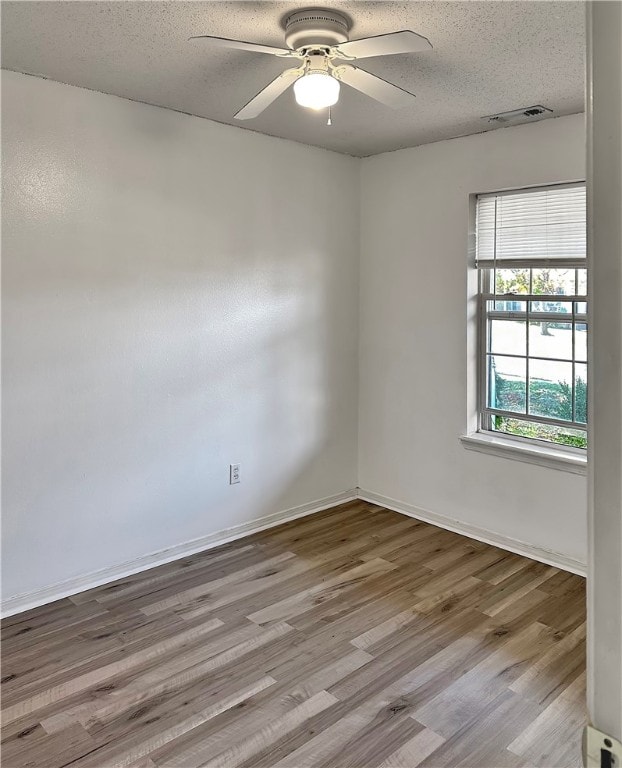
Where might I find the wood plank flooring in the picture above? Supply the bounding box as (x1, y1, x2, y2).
(1, 501, 587, 767)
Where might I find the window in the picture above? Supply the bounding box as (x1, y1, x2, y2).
(476, 183, 587, 450)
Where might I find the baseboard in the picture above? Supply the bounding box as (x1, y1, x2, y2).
(0, 489, 358, 618)
(2, 485, 585, 618)
(357, 488, 587, 577)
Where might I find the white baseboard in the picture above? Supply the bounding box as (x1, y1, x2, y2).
(357, 488, 587, 577)
(2, 485, 585, 618)
(0, 489, 358, 618)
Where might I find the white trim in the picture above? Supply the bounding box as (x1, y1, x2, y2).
(2, 484, 586, 618)
(460, 432, 587, 475)
(357, 488, 587, 576)
(0, 490, 357, 618)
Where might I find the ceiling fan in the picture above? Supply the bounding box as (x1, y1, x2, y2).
(191, 8, 432, 120)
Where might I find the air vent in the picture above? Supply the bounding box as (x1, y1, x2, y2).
(482, 105, 553, 125)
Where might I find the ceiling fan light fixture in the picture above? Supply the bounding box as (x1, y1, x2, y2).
(194, 15, 432, 121)
(294, 72, 340, 110)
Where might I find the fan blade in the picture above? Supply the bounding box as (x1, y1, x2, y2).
(234, 68, 302, 120)
(335, 30, 432, 59)
(338, 66, 415, 108)
(190, 35, 291, 57)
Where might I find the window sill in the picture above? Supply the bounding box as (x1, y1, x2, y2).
(460, 432, 587, 475)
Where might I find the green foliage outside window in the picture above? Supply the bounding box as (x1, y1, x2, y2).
(493, 370, 587, 448)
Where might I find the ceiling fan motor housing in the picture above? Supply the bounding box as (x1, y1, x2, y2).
(284, 9, 350, 51)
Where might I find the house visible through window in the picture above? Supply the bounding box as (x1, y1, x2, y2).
(476, 183, 587, 449)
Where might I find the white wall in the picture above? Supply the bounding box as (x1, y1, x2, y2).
(2, 69, 589, 609)
(359, 114, 588, 566)
(1, 71, 359, 602)
(587, 0, 622, 740)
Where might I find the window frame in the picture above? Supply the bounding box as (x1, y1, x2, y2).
(474, 183, 588, 455)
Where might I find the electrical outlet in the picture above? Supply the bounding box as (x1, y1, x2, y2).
(584, 725, 622, 767)
(229, 464, 240, 485)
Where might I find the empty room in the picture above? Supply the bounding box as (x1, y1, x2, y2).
(1, 2, 621, 767)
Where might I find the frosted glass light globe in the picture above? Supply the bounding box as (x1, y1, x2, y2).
(294, 73, 340, 110)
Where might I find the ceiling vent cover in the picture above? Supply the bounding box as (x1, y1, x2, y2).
(482, 105, 553, 125)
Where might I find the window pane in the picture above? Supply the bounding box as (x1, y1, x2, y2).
(575, 323, 587, 362)
(529, 299, 573, 315)
(490, 319, 526, 356)
(477, 188, 587, 451)
(575, 363, 587, 424)
(491, 415, 587, 449)
(488, 355, 526, 413)
(490, 298, 526, 313)
(528, 321, 573, 360)
(577, 269, 587, 296)
(532, 268, 576, 296)
(495, 268, 530, 295)
(529, 359, 573, 421)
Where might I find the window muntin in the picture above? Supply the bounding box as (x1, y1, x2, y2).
(476, 184, 587, 450)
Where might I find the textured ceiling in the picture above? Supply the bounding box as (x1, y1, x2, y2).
(1, 1, 585, 156)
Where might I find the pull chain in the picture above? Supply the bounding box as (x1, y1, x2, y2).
(327, 105, 332, 126)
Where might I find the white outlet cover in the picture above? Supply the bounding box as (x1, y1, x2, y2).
(584, 725, 622, 767)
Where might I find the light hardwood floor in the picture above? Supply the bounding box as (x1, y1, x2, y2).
(1, 500, 586, 768)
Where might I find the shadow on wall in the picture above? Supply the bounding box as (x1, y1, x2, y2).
(2, 238, 347, 597)
(1, 77, 358, 601)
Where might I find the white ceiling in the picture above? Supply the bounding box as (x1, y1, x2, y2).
(1, 1, 585, 157)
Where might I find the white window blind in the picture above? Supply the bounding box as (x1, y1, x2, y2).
(476, 183, 586, 268)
